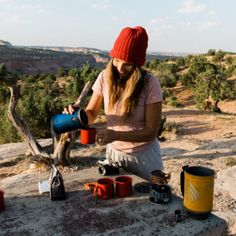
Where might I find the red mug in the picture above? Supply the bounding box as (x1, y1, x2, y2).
(80, 128, 96, 144)
(94, 178, 114, 200)
(115, 176, 133, 198)
(0, 190, 5, 212)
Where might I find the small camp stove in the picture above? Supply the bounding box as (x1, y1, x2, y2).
(150, 184, 172, 204)
(149, 170, 172, 204)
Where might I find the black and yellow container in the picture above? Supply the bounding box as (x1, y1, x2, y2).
(180, 165, 215, 220)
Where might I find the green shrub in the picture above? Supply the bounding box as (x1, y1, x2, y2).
(166, 96, 180, 107)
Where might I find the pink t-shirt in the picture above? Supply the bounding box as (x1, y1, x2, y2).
(92, 70, 163, 153)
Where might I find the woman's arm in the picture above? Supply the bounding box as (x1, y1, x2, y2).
(85, 92, 103, 124)
(96, 101, 162, 144)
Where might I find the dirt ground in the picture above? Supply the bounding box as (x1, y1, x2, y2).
(0, 99, 236, 235)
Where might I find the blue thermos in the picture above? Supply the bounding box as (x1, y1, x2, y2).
(51, 108, 88, 134)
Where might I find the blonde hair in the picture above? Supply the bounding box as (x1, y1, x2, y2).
(106, 59, 146, 119)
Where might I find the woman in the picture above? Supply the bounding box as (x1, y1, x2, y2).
(66, 26, 163, 181)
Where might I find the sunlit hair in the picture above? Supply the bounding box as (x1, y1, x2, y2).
(106, 59, 146, 119)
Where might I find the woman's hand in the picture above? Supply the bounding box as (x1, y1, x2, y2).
(96, 128, 119, 145)
(63, 103, 79, 115)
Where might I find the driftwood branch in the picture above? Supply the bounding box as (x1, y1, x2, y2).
(7, 84, 49, 158)
(52, 80, 94, 165)
(5, 79, 93, 167)
(76, 80, 93, 106)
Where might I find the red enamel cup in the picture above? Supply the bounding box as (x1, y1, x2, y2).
(80, 128, 96, 144)
(94, 178, 114, 200)
(115, 176, 133, 198)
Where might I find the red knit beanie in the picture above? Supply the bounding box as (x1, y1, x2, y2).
(110, 26, 148, 67)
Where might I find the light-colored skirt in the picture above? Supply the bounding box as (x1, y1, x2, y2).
(106, 139, 163, 181)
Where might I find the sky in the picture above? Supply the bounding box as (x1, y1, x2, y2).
(0, 0, 235, 53)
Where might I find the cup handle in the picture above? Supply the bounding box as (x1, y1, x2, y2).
(84, 183, 102, 198)
(84, 182, 96, 192)
(180, 171, 184, 196)
(93, 184, 103, 198)
(180, 165, 189, 196)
